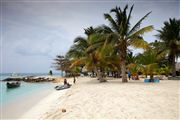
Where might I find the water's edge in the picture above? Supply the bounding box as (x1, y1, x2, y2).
(1, 87, 56, 119)
(0, 73, 61, 119)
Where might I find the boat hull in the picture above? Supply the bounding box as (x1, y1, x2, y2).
(6, 82, 21, 88)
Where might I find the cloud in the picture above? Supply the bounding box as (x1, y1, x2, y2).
(15, 39, 51, 56)
(1, 0, 179, 73)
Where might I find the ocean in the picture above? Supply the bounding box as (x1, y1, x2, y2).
(0, 73, 62, 105)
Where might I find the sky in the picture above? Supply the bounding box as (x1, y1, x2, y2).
(0, 0, 179, 73)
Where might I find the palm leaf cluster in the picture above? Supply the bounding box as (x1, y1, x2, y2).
(156, 18, 180, 76)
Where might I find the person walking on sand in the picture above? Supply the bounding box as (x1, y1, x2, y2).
(128, 71, 131, 80)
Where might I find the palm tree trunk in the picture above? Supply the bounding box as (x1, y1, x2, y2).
(94, 66, 101, 81)
(94, 66, 99, 80)
(145, 74, 147, 78)
(99, 71, 106, 82)
(121, 60, 128, 82)
(94, 67, 106, 82)
(150, 74, 154, 82)
(92, 70, 95, 77)
(172, 54, 176, 77)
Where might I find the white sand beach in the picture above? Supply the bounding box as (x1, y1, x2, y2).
(18, 78, 74, 119)
(19, 89, 67, 119)
(18, 77, 180, 120)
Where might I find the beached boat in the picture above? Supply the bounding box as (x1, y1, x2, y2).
(55, 84, 71, 90)
(6, 82, 21, 88)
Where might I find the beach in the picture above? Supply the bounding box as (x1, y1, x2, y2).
(2, 1, 179, 120)
(17, 77, 179, 119)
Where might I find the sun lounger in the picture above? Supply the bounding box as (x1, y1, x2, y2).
(154, 77, 160, 83)
(144, 79, 150, 83)
(144, 78, 160, 83)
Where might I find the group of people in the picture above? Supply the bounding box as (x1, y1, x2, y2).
(127, 71, 139, 80)
(63, 72, 135, 84)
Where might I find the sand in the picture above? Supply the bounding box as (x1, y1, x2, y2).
(19, 89, 67, 119)
(20, 77, 180, 119)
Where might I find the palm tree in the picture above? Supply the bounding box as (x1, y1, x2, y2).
(156, 18, 180, 77)
(136, 49, 158, 80)
(127, 63, 140, 80)
(66, 27, 108, 82)
(158, 64, 170, 77)
(96, 5, 153, 82)
(126, 51, 137, 65)
(53, 55, 71, 76)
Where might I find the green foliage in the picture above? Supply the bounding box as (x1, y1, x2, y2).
(136, 48, 159, 79)
(53, 55, 72, 75)
(157, 65, 170, 76)
(95, 5, 153, 82)
(127, 63, 140, 76)
(126, 52, 137, 65)
(156, 18, 180, 76)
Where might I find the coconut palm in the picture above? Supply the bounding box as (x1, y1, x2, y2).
(156, 18, 180, 77)
(158, 64, 170, 77)
(66, 27, 109, 82)
(96, 5, 153, 82)
(136, 49, 159, 80)
(126, 51, 137, 65)
(127, 63, 140, 80)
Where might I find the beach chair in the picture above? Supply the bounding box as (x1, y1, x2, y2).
(144, 79, 150, 83)
(154, 77, 160, 83)
(144, 78, 160, 83)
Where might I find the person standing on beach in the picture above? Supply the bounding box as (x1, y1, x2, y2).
(49, 70, 53, 76)
(73, 77, 76, 84)
(128, 71, 131, 80)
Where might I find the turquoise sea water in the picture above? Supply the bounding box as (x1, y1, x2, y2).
(0, 73, 61, 105)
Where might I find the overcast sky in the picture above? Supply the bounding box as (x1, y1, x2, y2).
(1, 0, 179, 73)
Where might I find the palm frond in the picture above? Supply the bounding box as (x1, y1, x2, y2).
(127, 5, 134, 25)
(70, 58, 86, 68)
(129, 36, 148, 49)
(96, 25, 113, 34)
(128, 12, 151, 35)
(128, 25, 153, 39)
(104, 13, 119, 32)
(74, 37, 87, 44)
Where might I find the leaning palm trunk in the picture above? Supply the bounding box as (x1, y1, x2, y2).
(150, 73, 154, 82)
(121, 60, 128, 82)
(94, 66, 106, 82)
(98, 71, 106, 82)
(94, 67, 99, 80)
